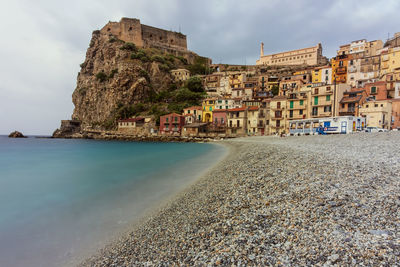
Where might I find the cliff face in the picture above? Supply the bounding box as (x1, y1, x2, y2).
(71, 31, 175, 129)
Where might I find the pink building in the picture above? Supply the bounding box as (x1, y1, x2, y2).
(363, 81, 388, 101)
(212, 109, 227, 127)
(159, 113, 185, 135)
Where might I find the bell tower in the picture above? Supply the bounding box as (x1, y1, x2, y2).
(260, 42, 264, 57)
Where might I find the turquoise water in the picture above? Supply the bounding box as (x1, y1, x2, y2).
(0, 136, 225, 267)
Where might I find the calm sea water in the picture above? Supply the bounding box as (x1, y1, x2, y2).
(0, 136, 225, 267)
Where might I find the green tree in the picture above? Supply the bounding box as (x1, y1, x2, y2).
(186, 76, 204, 93)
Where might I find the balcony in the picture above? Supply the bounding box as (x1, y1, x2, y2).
(271, 125, 284, 129)
(312, 101, 332, 106)
(259, 113, 265, 118)
(336, 67, 347, 75)
(339, 109, 356, 116)
(271, 116, 283, 120)
(288, 105, 306, 110)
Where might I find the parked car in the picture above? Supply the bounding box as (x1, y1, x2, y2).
(365, 127, 388, 133)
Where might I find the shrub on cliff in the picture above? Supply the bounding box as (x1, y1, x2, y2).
(186, 76, 204, 93)
(150, 55, 166, 64)
(120, 42, 138, 51)
(109, 69, 118, 79)
(130, 49, 149, 62)
(96, 72, 108, 82)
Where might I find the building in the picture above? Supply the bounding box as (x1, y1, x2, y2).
(100, 18, 189, 57)
(159, 113, 185, 135)
(204, 73, 221, 95)
(183, 106, 202, 124)
(380, 47, 400, 76)
(214, 98, 235, 110)
(287, 87, 311, 121)
(258, 99, 271, 135)
(268, 96, 288, 135)
(256, 43, 325, 66)
(171, 69, 190, 82)
(339, 90, 368, 116)
(359, 100, 392, 129)
(279, 73, 311, 96)
(247, 106, 260, 135)
(212, 109, 228, 127)
(312, 66, 332, 84)
(117, 117, 156, 135)
(227, 107, 247, 136)
(384, 69, 400, 99)
(332, 54, 352, 84)
(202, 98, 216, 122)
(363, 81, 388, 100)
(229, 72, 246, 89)
(310, 83, 350, 118)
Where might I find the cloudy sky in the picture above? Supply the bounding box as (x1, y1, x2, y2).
(0, 0, 399, 135)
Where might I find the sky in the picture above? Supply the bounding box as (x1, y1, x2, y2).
(0, 0, 399, 135)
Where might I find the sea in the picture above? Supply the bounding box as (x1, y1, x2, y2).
(0, 136, 226, 267)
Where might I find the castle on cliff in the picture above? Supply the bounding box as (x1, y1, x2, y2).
(100, 18, 192, 59)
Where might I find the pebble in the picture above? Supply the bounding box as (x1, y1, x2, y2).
(81, 132, 400, 266)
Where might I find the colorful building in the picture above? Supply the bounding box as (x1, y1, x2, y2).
(247, 106, 260, 135)
(310, 83, 350, 118)
(183, 106, 202, 124)
(268, 96, 288, 135)
(332, 54, 351, 84)
(339, 90, 368, 117)
(226, 107, 248, 136)
(312, 66, 332, 84)
(159, 113, 185, 135)
(359, 100, 392, 129)
(202, 98, 216, 123)
(287, 87, 311, 121)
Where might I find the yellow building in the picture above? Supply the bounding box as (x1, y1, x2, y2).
(229, 72, 246, 89)
(268, 96, 288, 135)
(309, 83, 350, 118)
(380, 47, 400, 76)
(312, 66, 332, 84)
(359, 100, 392, 129)
(287, 86, 311, 121)
(202, 98, 216, 122)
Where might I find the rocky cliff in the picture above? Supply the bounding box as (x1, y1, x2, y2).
(53, 21, 210, 138)
(71, 30, 177, 130)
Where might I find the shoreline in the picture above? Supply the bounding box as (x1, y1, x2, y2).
(68, 141, 231, 267)
(81, 132, 400, 266)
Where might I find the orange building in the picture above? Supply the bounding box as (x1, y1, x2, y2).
(332, 54, 352, 84)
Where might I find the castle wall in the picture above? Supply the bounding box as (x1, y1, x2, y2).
(141, 24, 187, 50)
(100, 18, 143, 47)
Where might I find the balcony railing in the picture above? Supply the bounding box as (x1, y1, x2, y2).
(336, 67, 347, 75)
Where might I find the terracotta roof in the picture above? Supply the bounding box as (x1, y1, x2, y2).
(118, 117, 144, 123)
(340, 95, 362, 104)
(213, 109, 228, 112)
(226, 106, 259, 112)
(161, 113, 183, 117)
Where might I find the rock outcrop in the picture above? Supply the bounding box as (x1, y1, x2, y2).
(71, 31, 176, 130)
(8, 131, 26, 138)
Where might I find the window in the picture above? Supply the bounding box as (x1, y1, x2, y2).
(289, 110, 293, 118)
(276, 120, 280, 127)
(187, 110, 191, 114)
(366, 105, 369, 108)
(314, 96, 319, 105)
(209, 107, 212, 111)
(312, 107, 318, 116)
(290, 101, 294, 108)
(237, 120, 240, 127)
(314, 88, 319, 94)
(326, 86, 331, 91)
(342, 104, 345, 108)
(215, 118, 218, 124)
(166, 117, 169, 122)
(326, 95, 330, 101)
(381, 104, 384, 107)
(266, 120, 269, 125)
(299, 109, 303, 115)
(371, 86, 377, 94)
(300, 100, 304, 106)
(277, 102, 281, 109)
(175, 117, 178, 122)
(375, 104, 378, 107)
(324, 106, 332, 113)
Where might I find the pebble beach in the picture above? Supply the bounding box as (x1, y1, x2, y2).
(82, 132, 400, 266)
